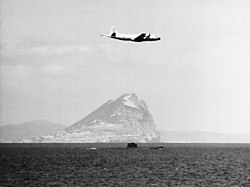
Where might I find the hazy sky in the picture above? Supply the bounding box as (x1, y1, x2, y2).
(1, 0, 250, 133)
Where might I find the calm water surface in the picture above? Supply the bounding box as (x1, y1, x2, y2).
(1, 143, 250, 186)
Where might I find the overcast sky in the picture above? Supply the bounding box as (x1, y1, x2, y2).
(1, 0, 250, 133)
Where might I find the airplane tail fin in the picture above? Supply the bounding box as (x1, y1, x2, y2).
(110, 26, 116, 37)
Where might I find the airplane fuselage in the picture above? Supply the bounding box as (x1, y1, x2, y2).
(112, 34, 160, 42)
(112, 33, 160, 42)
(101, 28, 161, 42)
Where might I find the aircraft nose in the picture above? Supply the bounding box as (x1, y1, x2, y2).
(158, 37, 161, 40)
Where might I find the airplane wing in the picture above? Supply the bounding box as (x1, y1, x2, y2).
(133, 33, 146, 42)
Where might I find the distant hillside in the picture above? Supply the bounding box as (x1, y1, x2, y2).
(32, 93, 160, 143)
(0, 120, 65, 142)
(160, 130, 250, 143)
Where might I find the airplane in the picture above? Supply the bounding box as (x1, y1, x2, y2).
(101, 27, 161, 42)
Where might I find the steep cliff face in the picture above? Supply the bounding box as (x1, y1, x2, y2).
(32, 93, 160, 143)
